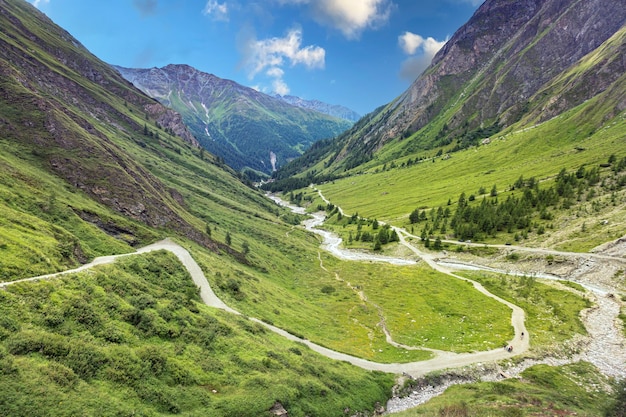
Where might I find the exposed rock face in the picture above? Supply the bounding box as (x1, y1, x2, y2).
(337, 0, 626, 158)
(269, 402, 288, 417)
(114, 64, 353, 174)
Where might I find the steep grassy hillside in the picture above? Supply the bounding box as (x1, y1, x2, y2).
(291, 93, 626, 252)
(0, 251, 393, 417)
(268, 23, 626, 252)
(0, 1, 399, 413)
(269, 1, 626, 190)
(0, 0, 620, 415)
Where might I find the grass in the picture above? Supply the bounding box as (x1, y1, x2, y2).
(1, 2, 623, 415)
(393, 362, 614, 417)
(332, 261, 513, 353)
(188, 231, 513, 362)
(458, 272, 590, 350)
(0, 251, 395, 417)
(309, 97, 626, 250)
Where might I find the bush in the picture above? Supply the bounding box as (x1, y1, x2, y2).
(321, 285, 336, 295)
(7, 330, 70, 358)
(65, 342, 107, 379)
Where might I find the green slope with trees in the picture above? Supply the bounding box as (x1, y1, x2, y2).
(1, 0, 624, 415)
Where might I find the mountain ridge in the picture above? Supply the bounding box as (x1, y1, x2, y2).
(114, 64, 353, 176)
(274, 94, 361, 122)
(272, 0, 625, 178)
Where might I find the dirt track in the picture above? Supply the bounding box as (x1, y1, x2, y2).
(1, 193, 624, 382)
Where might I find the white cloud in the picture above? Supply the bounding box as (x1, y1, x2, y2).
(277, 0, 393, 39)
(243, 28, 325, 78)
(398, 32, 424, 55)
(273, 78, 290, 96)
(398, 31, 447, 81)
(31, 0, 49, 8)
(398, 31, 446, 56)
(241, 28, 324, 96)
(202, 0, 229, 21)
(266, 67, 285, 78)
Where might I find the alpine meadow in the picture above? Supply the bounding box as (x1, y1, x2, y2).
(1, 0, 626, 416)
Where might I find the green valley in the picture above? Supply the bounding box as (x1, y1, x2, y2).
(1, 0, 626, 415)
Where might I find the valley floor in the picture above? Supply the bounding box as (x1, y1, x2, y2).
(2, 192, 625, 414)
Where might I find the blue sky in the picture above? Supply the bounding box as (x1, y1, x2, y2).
(29, 0, 483, 115)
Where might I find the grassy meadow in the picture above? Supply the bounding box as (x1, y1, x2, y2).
(0, 251, 395, 417)
(311, 98, 626, 250)
(459, 272, 590, 350)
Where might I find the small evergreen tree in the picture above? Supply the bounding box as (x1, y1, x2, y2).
(225, 232, 232, 246)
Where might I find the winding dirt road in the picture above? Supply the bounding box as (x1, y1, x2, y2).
(1, 233, 524, 377)
(1, 192, 623, 381)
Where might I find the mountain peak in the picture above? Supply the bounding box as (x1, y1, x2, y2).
(335, 0, 626, 160)
(114, 64, 353, 175)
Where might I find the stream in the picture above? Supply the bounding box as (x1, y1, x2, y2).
(268, 192, 626, 412)
(269, 194, 416, 265)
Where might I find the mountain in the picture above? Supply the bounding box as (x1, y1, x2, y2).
(274, 94, 361, 122)
(274, 0, 626, 177)
(0, 0, 394, 414)
(113, 64, 353, 176)
(1, 0, 625, 415)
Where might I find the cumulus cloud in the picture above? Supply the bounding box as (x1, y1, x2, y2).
(241, 27, 324, 95)
(31, 0, 49, 8)
(272, 78, 290, 96)
(266, 67, 285, 78)
(276, 0, 393, 39)
(398, 31, 446, 81)
(133, 0, 157, 17)
(399, 32, 424, 55)
(242, 28, 325, 77)
(399, 31, 446, 57)
(202, 0, 229, 21)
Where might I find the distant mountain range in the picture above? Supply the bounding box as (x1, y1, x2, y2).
(114, 64, 353, 176)
(274, 94, 361, 122)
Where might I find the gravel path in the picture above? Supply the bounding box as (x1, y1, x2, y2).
(2, 192, 623, 415)
(303, 189, 626, 413)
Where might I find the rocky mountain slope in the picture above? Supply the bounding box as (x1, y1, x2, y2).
(274, 94, 361, 122)
(114, 64, 352, 176)
(0, 0, 221, 249)
(278, 0, 625, 176)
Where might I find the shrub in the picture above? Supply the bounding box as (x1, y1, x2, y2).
(7, 330, 70, 358)
(65, 342, 107, 379)
(321, 285, 336, 295)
